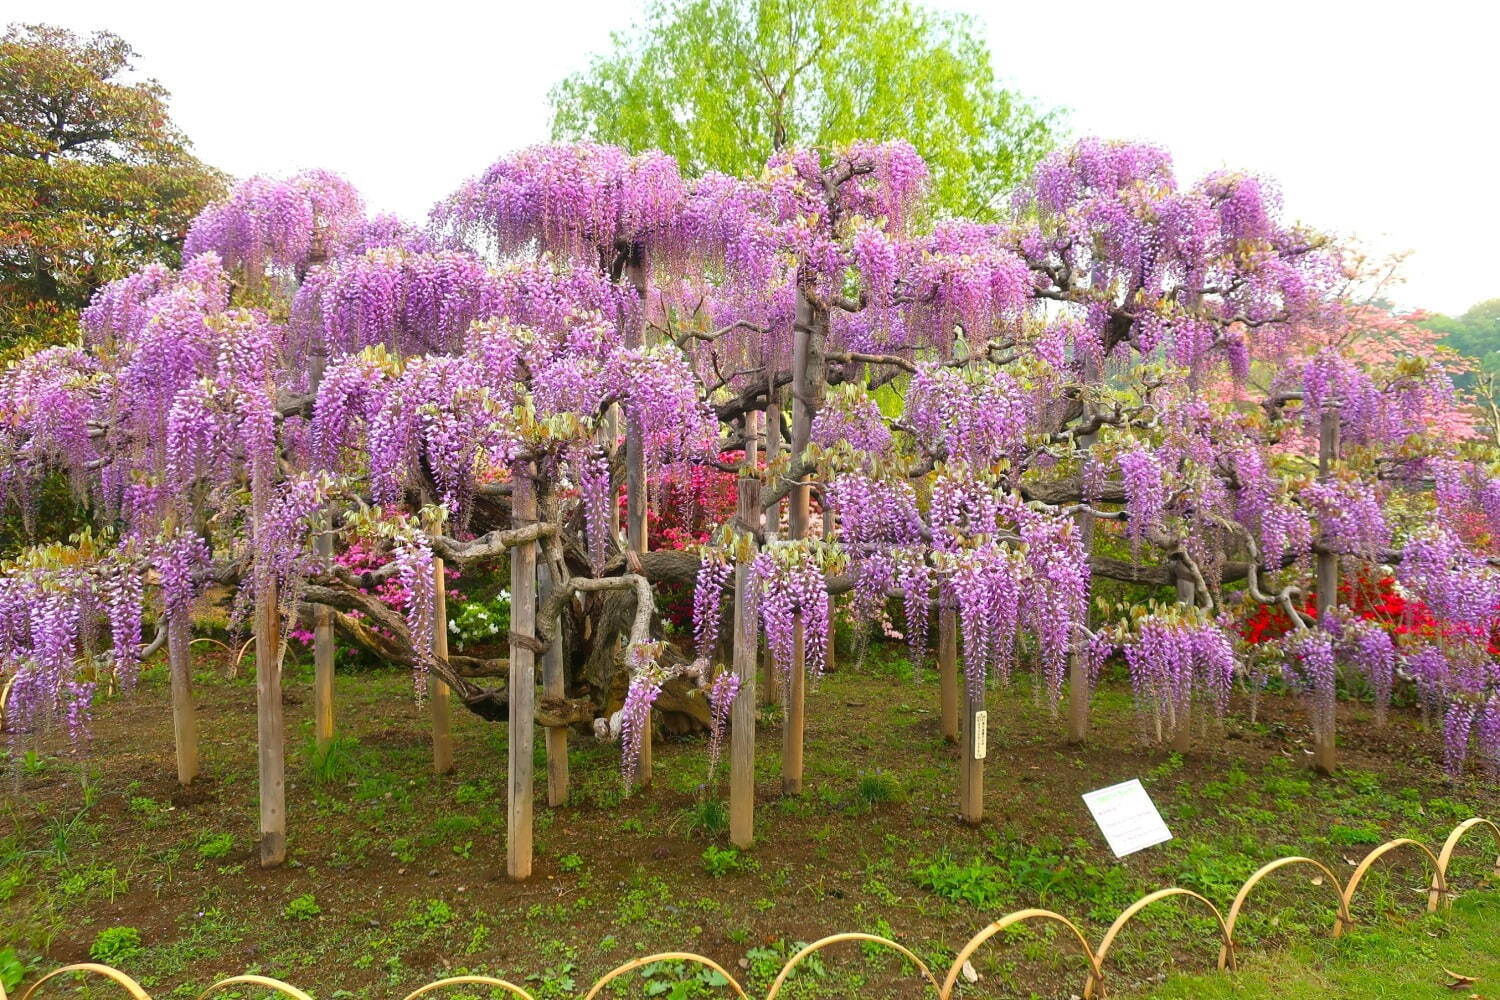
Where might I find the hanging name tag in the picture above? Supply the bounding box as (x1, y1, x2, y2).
(972, 711, 987, 759)
(1082, 779, 1172, 857)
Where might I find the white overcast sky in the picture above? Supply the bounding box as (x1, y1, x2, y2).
(16, 0, 1498, 314)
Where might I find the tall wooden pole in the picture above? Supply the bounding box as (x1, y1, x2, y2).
(540, 561, 569, 807)
(256, 575, 286, 867)
(937, 604, 958, 743)
(760, 386, 783, 708)
(956, 623, 983, 824)
(1066, 424, 1098, 744)
(1313, 406, 1340, 776)
(729, 411, 761, 849)
(784, 290, 826, 796)
(309, 349, 336, 749)
(429, 553, 455, 775)
(507, 470, 538, 879)
(623, 243, 653, 788)
(822, 505, 836, 673)
(1169, 577, 1196, 753)
(167, 607, 198, 786)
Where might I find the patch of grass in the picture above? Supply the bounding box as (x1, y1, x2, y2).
(683, 798, 730, 839)
(283, 893, 321, 920)
(1136, 891, 1500, 998)
(195, 832, 234, 860)
(854, 770, 902, 807)
(88, 926, 143, 965)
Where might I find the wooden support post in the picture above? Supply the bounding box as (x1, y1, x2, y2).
(623, 248, 653, 789)
(938, 604, 958, 743)
(782, 290, 825, 796)
(760, 389, 783, 708)
(959, 673, 985, 825)
(430, 554, 455, 775)
(167, 608, 198, 786)
(508, 471, 538, 880)
(1170, 577, 1196, 753)
(309, 351, 336, 749)
(312, 598, 335, 749)
(540, 561, 569, 807)
(822, 505, 836, 673)
(1313, 406, 1340, 776)
(729, 410, 761, 849)
(1066, 460, 1097, 745)
(256, 575, 286, 867)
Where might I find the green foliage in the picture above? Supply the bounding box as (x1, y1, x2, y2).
(549, 0, 1057, 217)
(854, 770, 901, 806)
(0, 23, 224, 357)
(195, 832, 234, 860)
(447, 589, 511, 651)
(684, 798, 729, 838)
(283, 893, 322, 920)
(0, 946, 28, 991)
(558, 852, 584, 873)
(304, 735, 363, 786)
(1424, 298, 1500, 383)
(700, 845, 747, 877)
(637, 959, 731, 998)
(1326, 823, 1383, 847)
(910, 853, 1007, 908)
(399, 898, 455, 934)
(88, 926, 143, 964)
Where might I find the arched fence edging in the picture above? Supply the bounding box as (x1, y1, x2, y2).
(10, 816, 1496, 1000)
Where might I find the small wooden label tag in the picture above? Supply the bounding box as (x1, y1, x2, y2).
(973, 711, 988, 759)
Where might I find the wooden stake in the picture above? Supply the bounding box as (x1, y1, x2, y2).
(617, 244, 654, 788)
(540, 560, 569, 807)
(823, 505, 837, 673)
(167, 608, 198, 786)
(1066, 485, 1097, 745)
(430, 554, 455, 775)
(938, 604, 958, 743)
(1170, 577, 1196, 753)
(1314, 406, 1340, 776)
(308, 349, 336, 750)
(508, 471, 538, 880)
(959, 673, 984, 826)
(760, 389, 783, 708)
(729, 411, 761, 849)
(256, 576, 286, 867)
(782, 291, 825, 796)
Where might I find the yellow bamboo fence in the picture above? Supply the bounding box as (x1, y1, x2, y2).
(7, 816, 1497, 1000)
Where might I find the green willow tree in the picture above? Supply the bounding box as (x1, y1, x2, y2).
(549, 0, 1058, 217)
(0, 24, 224, 355)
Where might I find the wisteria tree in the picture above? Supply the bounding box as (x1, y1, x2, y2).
(1, 135, 1496, 875)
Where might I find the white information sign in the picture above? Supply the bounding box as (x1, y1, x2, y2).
(972, 711, 988, 759)
(1082, 779, 1172, 857)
